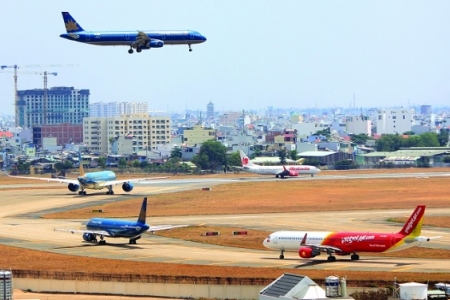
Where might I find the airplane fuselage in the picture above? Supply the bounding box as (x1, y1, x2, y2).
(264, 231, 422, 255)
(77, 170, 116, 190)
(60, 30, 206, 46)
(244, 165, 320, 176)
(87, 218, 149, 239)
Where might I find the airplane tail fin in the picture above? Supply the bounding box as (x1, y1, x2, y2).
(78, 152, 85, 176)
(61, 12, 84, 33)
(296, 158, 305, 164)
(238, 150, 255, 167)
(137, 197, 147, 224)
(398, 205, 426, 236)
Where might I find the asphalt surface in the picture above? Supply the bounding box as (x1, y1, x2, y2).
(0, 172, 450, 274)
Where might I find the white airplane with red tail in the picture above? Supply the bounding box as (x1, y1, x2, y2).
(263, 205, 441, 262)
(238, 150, 320, 178)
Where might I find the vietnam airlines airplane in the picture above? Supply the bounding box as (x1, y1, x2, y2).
(238, 150, 320, 178)
(263, 205, 440, 262)
(59, 12, 207, 54)
(7, 155, 167, 195)
(55, 197, 186, 245)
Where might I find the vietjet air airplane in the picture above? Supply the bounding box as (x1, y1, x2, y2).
(59, 12, 207, 54)
(263, 205, 440, 262)
(55, 197, 186, 245)
(7, 154, 167, 195)
(238, 150, 320, 178)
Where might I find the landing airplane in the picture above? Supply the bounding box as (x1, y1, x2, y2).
(55, 197, 186, 245)
(7, 155, 167, 195)
(59, 12, 207, 54)
(263, 205, 440, 262)
(238, 150, 320, 178)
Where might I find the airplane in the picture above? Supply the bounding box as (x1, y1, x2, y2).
(6, 154, 168, 195)
(263, 205, 440, 262)
(59, 12, 207, 54)
(55, 197, 186, 245)
(238, 150, 320, 178)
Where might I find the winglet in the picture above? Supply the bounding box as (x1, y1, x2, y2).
(137, 197, 147, 224)
(398, 205, 426, 236)
(78, 152, 85, 176)
(61, 12, 84, 33)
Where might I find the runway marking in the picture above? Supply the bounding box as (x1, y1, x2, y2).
(208, 261, 238, 266)
(166, 258, 198, 264)
(392, 266, 414, 272)
(324, 264, 349, 270)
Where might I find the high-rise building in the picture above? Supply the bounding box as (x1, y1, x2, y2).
(83, 114, 170, 154)
(206, 101, 214, 119)
(89, 102, 148, 117)
(420, 105, 432, 115)
(16, 86, 89, 127)
(374, 108, 415, 135)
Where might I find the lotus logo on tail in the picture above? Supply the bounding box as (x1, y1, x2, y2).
(242, 157, 249, 165)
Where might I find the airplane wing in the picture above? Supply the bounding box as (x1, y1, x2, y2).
(5, 173, 78, 185)
(135, 31, 150, 46)
(101, 176, 170, 187)
(54, 228, 111, 237)
(300, 233, 345, 254)
(148, 224, 188, 232)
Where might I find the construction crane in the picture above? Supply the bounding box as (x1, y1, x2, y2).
(0, 64, 75, 126)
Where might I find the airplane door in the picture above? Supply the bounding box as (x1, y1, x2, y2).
(86, 33, 91, 41)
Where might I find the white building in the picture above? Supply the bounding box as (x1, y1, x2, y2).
(346, 116, 372, 136)
(375, 108, 414, 135)
(89, 102, 148, 117)
(83, 114, 170, 154)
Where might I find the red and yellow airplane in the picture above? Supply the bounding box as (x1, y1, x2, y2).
(263, 205, 440, 262)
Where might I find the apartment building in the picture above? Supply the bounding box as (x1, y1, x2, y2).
(83, 114, 170, 154)
(89, 102, 148, 117)
(346, 116, 372, 136)
(16, 86, 89, 127)
(374, 108, 414, 135)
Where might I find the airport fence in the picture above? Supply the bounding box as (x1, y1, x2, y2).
(11, 269, 272, 285)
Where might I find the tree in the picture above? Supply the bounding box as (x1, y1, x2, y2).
(313, 127, 331, 139)
(118, 157, 127, 172)
(54, 160, 73, 172)
(375, 134, 403, 151)
(191, 140, 227, 172)
(350, 134, 369, 145)
(132, 160, 141, 168)
(289, 150, 298, 161)
(170, 147, 182, 158)
(97, 156, 107, 169)
(277, 149, 287, 165)
(437, 129, 449, 147)
(227, 151, 242, 167)
(419, 132, 439, 147)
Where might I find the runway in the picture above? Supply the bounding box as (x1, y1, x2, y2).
(0, 171, 450, 274)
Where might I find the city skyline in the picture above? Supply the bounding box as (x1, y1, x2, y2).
(1, 1, 450, 116)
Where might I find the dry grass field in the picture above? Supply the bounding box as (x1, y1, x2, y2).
(2, 169, 450, 283)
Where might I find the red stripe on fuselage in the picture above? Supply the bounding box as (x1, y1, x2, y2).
(322, 232, 404, 254)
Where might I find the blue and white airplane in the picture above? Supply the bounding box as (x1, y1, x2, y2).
(59, 12, 207, 54)
(56, 197, 186, 245)
(7, 155, 167, 195)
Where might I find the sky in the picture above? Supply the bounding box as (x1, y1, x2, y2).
(1, 1, 450, 116)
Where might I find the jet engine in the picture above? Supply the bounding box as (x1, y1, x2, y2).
(122, 182, 134, 192)
(83, 233, 97, 242)
(144, 39, 164, 49)
(299, 247, 320, 258)
(68, 183, 80, 192)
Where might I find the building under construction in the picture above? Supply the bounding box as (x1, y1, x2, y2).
(16, 86, 89, 127)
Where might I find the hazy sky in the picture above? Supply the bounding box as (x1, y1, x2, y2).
(1, 1, 449, 116)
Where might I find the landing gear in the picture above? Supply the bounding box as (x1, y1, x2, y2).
(99, 236, 106, 245)
(327, 255, 336, 262)
(351, 253, 360, 260)
(136, 47, 142, 53)
(106, 187, 114, 195)
(279, 249, 285, 259)
(276, 175, 280, 178)
(128, 48, 134, 54)
(129, 236, 141, 245)
(78, 190, 86, 195)
(188, 44, 192, 52)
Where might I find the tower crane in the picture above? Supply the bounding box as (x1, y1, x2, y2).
(0, 64, 75, 126)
